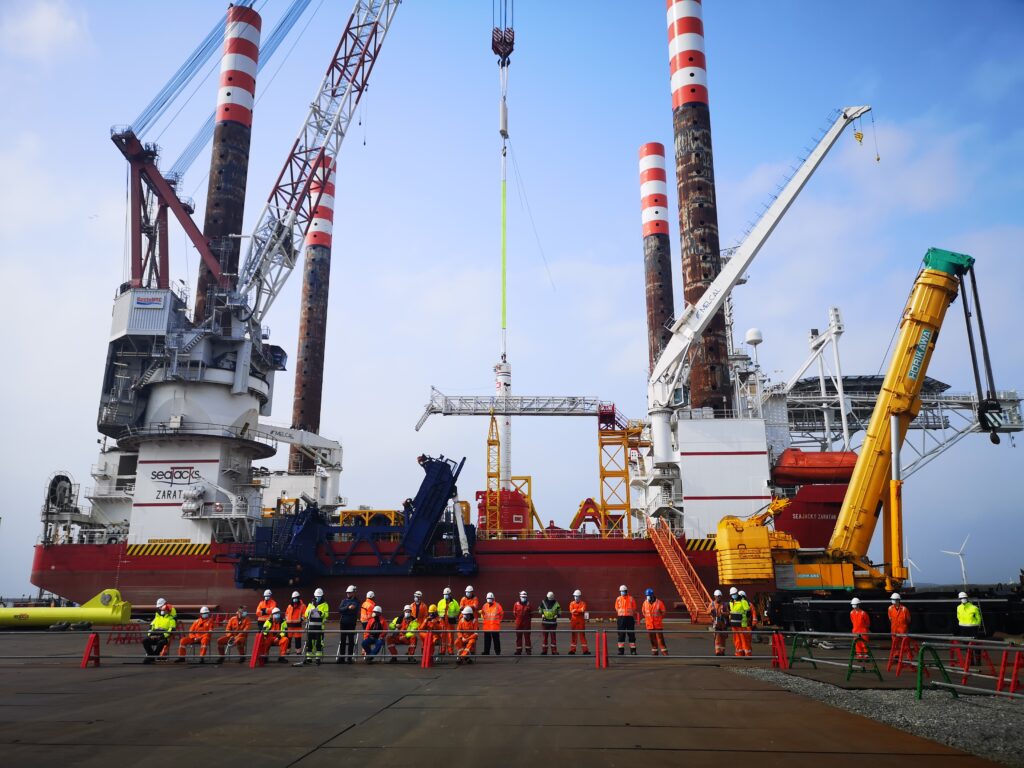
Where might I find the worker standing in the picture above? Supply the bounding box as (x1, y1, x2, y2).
(708, 589, 729, 657)
(409, 590, 428, 625)
(337, 585, 360, 664)
(460, 586, 480, 624)
(956, 591, 983, 644)
(176, 606, 214, 662)
(387, 605, 419, 663)
(261, 606, 290, 663)
(481, 592, 504, 655)
(303, 588, 329, 665)
(849, 597, 871, 660)
(284, 591, 307, 657)
(887, 592, 911, 637)
(360, 590, 377, 630)
(513, 590, 533, 656)
(539, 591, 561, 655)
(361, 605, 386, 663)
(728, 587, 752, 657)
(614, 585, 639, 656)
(568, 589, 590, 655)
(142, 602, 176, 663)
(438, 587, 460, 655)
(217, 605, 251, 662)
(256, 589, 277, 628)
(641, 589, 668, 656)
(455, 606, 478, 664)
(739, 590, 756, 651)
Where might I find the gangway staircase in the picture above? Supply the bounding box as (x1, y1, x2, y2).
(648, 518, 712, 625)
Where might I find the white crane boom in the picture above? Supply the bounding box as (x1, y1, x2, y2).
(648, 106, 871, 412)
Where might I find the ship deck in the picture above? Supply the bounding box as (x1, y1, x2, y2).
(0, 629, 998, 767)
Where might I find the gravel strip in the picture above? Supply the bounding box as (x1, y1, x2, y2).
(731, 667, 1024, 767)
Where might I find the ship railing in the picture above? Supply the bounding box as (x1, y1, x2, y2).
(118, 422, 278, 450)
(475, 529, 649, 541)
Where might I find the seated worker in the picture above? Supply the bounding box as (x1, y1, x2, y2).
(176, 606, 214, 662)
(419, 604, 444, 661)
(387, 604, 419, 663)
(361, 605, 387, 663)
(217, 606, 251, 662)
(143, 602, 177, 663)
(456, 606, 478, 665)
(261, 606, 290, 663)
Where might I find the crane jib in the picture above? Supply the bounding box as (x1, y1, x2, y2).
(907, 328, 933, 381)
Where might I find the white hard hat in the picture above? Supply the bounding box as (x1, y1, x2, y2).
(713, 589, 723, 597)
(890, 593, 901, 601)
(729, 587, 738, 595)
(367, 591, 375, 599)
(263, 589, 272, 598)
(314, 588, 324, 598)
(573, 590, 582, 597)
(462, 606, 473, 616)
(346, 585, 356, 593)
(958, 591, 968, 600)
(403, 604, 411, 612)
(519, 591, 528, 598)
(850, 597, 861, 606)
(272, 606, 281, 615)
(291, 591, 301, 599)
(414, 590, 423, 598)
(738, 590, 747, 597)
(486, 592, 495, 599)
(443, 587, 452, 595)
(465, 585, 475, 593)
(546, 591, 555, 600)
(372, 605, 383, 614)
(199, 606, 210, 615)
(156, 597, 167, 608)
(619, 585, 628, 592)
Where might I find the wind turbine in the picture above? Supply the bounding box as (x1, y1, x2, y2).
(941, 535, 970, 590)
(904, 538, 921, 588)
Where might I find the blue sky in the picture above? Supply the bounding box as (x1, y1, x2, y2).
(0, 0, 1022, 595)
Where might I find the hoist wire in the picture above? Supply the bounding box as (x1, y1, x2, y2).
(169, 0, 315, 179)
(131, 0, 257, 136)
(507, 139, 556, 291)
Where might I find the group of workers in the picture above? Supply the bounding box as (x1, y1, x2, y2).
(142, 584, 679, 664)
(143, 585, 987, 665)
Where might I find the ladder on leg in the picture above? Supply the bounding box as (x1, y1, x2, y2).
(647, 518, 712, 625)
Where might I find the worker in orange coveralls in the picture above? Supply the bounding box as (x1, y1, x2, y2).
(480, 592, 504, 655)
(455, 606, 478, 664)
(888, 593, 911, 636)
(568, 589, 590, 655)
(217, 605, 251, 662)
(513, 591, 533, 656)
(709, 590, 729, 656)
(409, 590, 428, 625)
(360, 591, 377, 629)
(460, 585, 480, 624)
(261, 607, 290, 663)
(642, 589, 668, 656)
(614, 585, 639, 655)
(386, 605, 419, 663)
(418, 604, 443, 662)
(284, 591, 306, 656)
(177, 606, 214, 661)
(850, 597, 871, 660)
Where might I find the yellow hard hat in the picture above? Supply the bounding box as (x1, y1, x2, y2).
(428, 604, 438, 613)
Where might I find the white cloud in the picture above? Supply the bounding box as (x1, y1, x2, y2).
(0, 0, 90, 63)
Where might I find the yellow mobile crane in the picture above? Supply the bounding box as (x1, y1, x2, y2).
(717, 248, 1005, 594)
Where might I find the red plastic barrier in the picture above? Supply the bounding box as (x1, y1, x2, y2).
(80, 632, 101, 668)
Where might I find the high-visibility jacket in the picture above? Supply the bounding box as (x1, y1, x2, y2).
(150, 613, 176, 637)
(850, 608, 870, 634)
(363, 616, 386, 640)
(285, 601, 306, 630)
(438, 597, 461, 620)
(642, 598, 666, 630)
(256, 599, 277, 626)
(729, 598, 751, 628)
(957, 602, 982, 627)
(409, 601, 428, 624)
(304, 600, 328, 629)
(615, 595, 638, 619)
(224, 615, 250, 639)
(888, 604, 911, 634)
(539, 599, 560, 626)
(481, 601, 504, 631)
(389, 616, 419, 639)
(569, 599, 587, 628)
(338, 597, 360, 628)
(360, 599, 376, 624)
(513, 600, 533, 629)
(187, 616, 214, 638)
(262, 617, 288, 638)
(709, 599, 729, 630)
